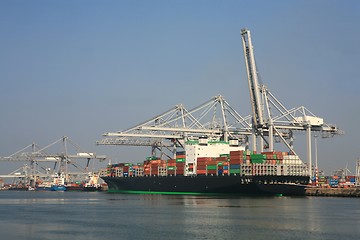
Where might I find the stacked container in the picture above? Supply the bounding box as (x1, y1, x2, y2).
(229, 150, 246, 174)
(283, 154, 302, 165)
(205, 159, 217, 175)
(196, 157, 212, 175)
(167, 159, 176, 175)
(176, 152, 186, 175)
(250, 154, 266, 164)
(106, 149, 307, 178)
(261, 151, 284, 164)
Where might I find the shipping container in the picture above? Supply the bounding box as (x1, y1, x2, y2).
(206, 165, 217, 170)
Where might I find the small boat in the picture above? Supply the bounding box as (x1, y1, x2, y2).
(51, 173, 67, 191)
(83, 173, 102, 191)
(50, 184, 67, 191)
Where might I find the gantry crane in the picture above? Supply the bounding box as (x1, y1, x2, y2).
(240, 28, 342, 178)
(98, 95, 253, 159)
(0, 136, 106, 186)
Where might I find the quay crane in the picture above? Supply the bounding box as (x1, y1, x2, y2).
(0, 136, 106, 187)
(97, 95, 253, 159)
(240, 28, 342, 178)
(97, 28, 342, 182)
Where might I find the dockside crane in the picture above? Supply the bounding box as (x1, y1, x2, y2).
(97, 95, 253, 159)
(0, 136, 106, 186)
(240, 28, 342, 178)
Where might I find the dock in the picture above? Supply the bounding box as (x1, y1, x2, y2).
(306, 187, 360, 197)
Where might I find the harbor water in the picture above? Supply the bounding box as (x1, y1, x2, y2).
(0, 191, 359, 240)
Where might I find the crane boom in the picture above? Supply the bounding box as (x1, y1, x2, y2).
(241, 28, 264, 128)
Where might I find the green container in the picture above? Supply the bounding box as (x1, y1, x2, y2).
(176, 158, 186, 162)
(251, 154, 266, 160)
(230, 169, 241, 174)
(167, 166, 175, 170)
(251, 159, 264, 164)
(220, 154, 230, 157)
(206, 165, 217, 170)
(217, 162, 223, 166)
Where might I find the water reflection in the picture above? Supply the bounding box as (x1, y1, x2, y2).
(0, 191, 359, 240)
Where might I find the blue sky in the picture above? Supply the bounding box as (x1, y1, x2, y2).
(0, 0, 359, 175)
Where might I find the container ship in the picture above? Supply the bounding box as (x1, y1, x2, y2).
(98, 28, 334, 196)
(102, 139, 309, 196)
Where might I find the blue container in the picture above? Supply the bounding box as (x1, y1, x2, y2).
(218, 170, 223, 175)
(329, 179, 338, 186)
(230, 164, 240, 169)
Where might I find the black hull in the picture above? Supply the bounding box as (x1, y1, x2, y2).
(66, 186, 103, 192)
(102, 175, 309, 196)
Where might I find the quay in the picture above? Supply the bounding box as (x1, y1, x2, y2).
(306, 187, 360, 197)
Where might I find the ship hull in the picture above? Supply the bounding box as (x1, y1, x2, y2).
(102, 175, 309, 196)
(50, 185, 67, 191)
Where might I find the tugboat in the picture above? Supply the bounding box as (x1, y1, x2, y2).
(83, 173, 102, 191)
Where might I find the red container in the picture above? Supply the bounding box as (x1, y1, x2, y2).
(206, 160, 217, 165)
(197, 161, 207, 166)
(196, 166, 206, 170)
(197, 157, 213, 162)
(230, 150, 244, 156)
(207, 170, 217, 174)
(229, 159, 243, 164)
(215, 157, 228, 162)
